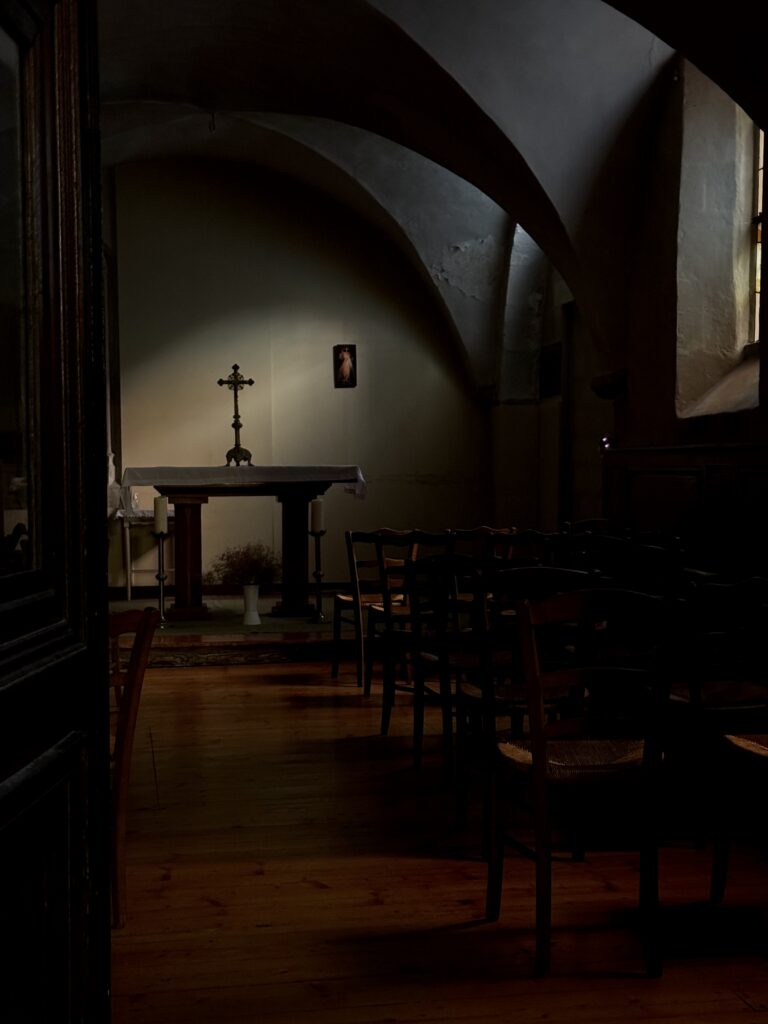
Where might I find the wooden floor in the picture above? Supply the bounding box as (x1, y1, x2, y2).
(111, 661, 768, 1023)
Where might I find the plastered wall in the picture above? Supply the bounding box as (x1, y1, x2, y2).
(111, 159, 492, 584)
(676, 62, 756, 416)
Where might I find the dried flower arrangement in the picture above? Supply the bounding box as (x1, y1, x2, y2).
(205, 542, 281, 587)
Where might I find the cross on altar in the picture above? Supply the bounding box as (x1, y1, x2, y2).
(217, 364, 254, 466)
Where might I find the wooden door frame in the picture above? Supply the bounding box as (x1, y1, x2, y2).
(0, 0, 109, 1018)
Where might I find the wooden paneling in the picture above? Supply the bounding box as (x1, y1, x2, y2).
(603, 443, 768, 569)
(0, 734, 88, 1023)
(0, 0, 108, 1018)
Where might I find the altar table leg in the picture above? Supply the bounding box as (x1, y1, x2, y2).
(167, 496, 209, 619)
(271, 494, 315, 617)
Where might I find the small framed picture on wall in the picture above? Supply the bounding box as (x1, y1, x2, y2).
(333, 344, 357, 388)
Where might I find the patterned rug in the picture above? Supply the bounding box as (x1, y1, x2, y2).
(147, 639, 337, 668)
(112, 596, 347, 667)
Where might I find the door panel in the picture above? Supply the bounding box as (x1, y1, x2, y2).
(0, 0, 107, 1019)
(0, 733, 88, 1020)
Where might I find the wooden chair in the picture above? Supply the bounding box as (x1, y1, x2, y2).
(703, 582, 768, 903)
(696, 580, 768, 903)
(710, 731, 768, 906)
(404, 551, 503, 770)
(455, 565, 593, 847)
(371, 530, 453, 736)
(330, 530, 389, 689)
(109, 606, 160, 928)
(664, 576, 768, 861)
(665, 577, 768, 836)
(485, 587, 671, 976)
(670, 577, 768, 719)
(361, 530, 425, 696)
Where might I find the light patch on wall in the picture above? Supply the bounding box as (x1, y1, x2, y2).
(675, 62, 758, 417)
(121, 312, 275, 469)
(116, 160, 493, 580)
(430, 235, 502, 301)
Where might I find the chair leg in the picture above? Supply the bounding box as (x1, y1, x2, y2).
(455, 698, 468, 829)
(415, 692, 428, 765)
(439, 665, 454, 776)
(380, 650, 395, 735)
(480, 706, 499, 860)
(355, 639, 365, 689)
(710, 770, 731, 906)
(354, 602, 368, 684)
(708, 737, 733, 905)
(710, 835, 730, 906)
(412, 661, 425, 768)
(330, 598, 342, 679)
(639, 766, 663, 977)
(639, 835, 662, 977)
(480, 751, 495, 862)
(534, 816, 552, 976)
(364, 612, 376, 697)
(456, 686, 483, 830)
(111, 817, 127, 929)
(485, 760, 505, 921)
(364, 648, 374, 697)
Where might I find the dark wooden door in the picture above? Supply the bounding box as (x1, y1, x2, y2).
(0, 0, 107, 1019)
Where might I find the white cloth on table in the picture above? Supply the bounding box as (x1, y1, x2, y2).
(120, 465, 367, 508)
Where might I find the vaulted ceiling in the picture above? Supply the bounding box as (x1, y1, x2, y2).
(98, 0, 764, 396)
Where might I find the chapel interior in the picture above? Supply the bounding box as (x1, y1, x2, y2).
(6, 0, 768, 1019)
(99, 0, 767, 588)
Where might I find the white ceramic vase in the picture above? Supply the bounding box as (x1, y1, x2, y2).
(242, 583, 261, 625)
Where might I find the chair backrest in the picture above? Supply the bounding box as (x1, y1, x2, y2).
(561, 518, 625, 537)
(515, 588, 672, 775)
(344, 530, 384, 601)
(674, 576, 768, 724)
(504, 528, 559, 566)
(450, 526, 516, 560)
(373, 530, 452, 627)
(479, 565, 593, 624)
(467, 565, 594, 690)
(404, 551, 492, 650)
(110, 607, 160, 806)
(108, 606, 160, 928)
(558, 531, 688, 595)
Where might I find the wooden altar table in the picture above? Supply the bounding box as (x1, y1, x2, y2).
(120, 466, 366, 618)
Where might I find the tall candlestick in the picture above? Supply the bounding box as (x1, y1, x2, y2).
(310, 498, 324, 534)
(154, 495, 168, 534)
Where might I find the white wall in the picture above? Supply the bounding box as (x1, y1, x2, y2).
(113, 159, 492, 584)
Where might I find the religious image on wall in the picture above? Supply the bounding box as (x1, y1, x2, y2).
(333, 344, 357, 388)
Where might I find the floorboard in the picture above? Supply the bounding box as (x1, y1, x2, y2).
(111, 661, 768, 1022)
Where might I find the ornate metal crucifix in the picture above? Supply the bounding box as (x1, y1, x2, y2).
(217, 364, 254, 466)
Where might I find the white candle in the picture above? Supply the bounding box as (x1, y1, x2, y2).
(154, 495, 168, 534)
(310, 498, 324, 533)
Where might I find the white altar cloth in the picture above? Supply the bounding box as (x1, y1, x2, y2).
(120, 464, 366, 506)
